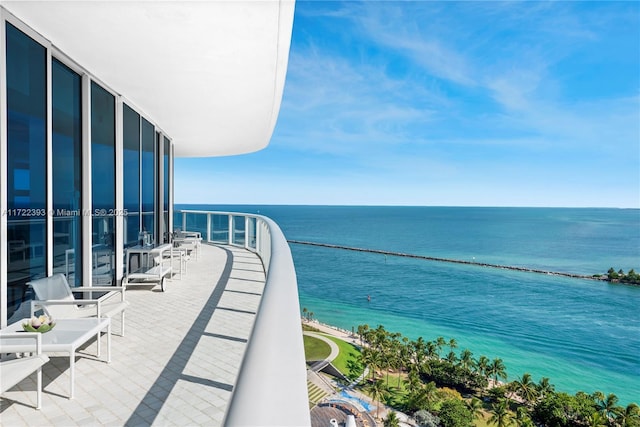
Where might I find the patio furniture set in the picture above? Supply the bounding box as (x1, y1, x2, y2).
(0, 231, 202, 409)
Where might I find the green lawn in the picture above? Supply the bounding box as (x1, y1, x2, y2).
(303, 335, 332, 361)
(320, 334, 363, 378)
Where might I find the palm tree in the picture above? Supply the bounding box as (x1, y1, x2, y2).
(357, 324, 370, 346)
(410, 337, 433, 377)
(489, 399, 512, 427)
(514, 407, 533, 427)
(446, 350, 458, 364)
(384, 410, 400, 427)
(512, 373, 538, 406)
(476, 355, 490, 395)
(302, 307, 308, 321)
(426, 340, 438, 359)
(411, 336, 427, 364)
(597, 393, 619, 420)
(536, 377, 554, 399)
(370, 348, 384, 380)
(448, 338, 458, 354)
(476, 355, 490, 379)
(435, 336, 446, 358)
(460, 348, 475, 371)
(373, 325, 388, 351)
(586, 412, 608, 427)
(487, 358, 507, 387)
(467, 397, 484, 421)
(397, 336, 410, 387)
(404, 369, 422, 396)
(362, 347, 382, 380)
(615, 403, 640, 427)
(367, 378, 388, 419)
(386, 332, 402, 386)
(408, 381, 438, 412)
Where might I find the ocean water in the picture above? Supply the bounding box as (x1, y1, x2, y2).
(177, 205, 640, 404)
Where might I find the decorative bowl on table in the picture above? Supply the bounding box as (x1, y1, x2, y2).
(22, 315, 56, 333)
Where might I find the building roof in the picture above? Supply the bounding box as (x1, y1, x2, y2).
(1, 0, 295, 157)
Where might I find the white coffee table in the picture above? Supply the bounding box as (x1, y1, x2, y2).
(0, 318, 111, 398)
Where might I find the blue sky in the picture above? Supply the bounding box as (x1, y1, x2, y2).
(176, 1, 640, 208)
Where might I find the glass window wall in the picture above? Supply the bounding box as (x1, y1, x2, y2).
(5, 23, 47, 320)
(141, 119, 155, 244)
(52, 59, 82, 286)
(163, 136, 170, 242)
(123, 104, 140, 248)
(91, 82, 116, 285)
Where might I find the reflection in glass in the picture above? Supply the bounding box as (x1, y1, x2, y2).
(91, 82, 116, 285)
(210, 214, 229, 243)
(233, 216, 246, 246)
(123, 104, 140, 248)
(141, 120, 155, 244)
(163, 136, 170, 242)
(247, 217, 256, 249)
(173, 211, 182, 232)
(185, 212, 207, 240)
(52, 59, 83, 286)
(6, 23, 47, 320)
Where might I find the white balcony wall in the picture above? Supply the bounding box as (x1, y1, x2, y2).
(176, 210, 310, 426)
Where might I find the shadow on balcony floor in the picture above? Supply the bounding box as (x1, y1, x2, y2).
(1, 244, 265, 427)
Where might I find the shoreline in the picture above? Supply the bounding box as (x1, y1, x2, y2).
(304, 318, 541, 395)
(303, 317, 358, 342)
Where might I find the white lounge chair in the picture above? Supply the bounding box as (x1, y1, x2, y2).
(173, 230, 202, 260)
(0, 333, 50, 409)
(29, 273, 129, 336)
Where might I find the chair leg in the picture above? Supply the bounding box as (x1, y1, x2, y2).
(36, 366, 42, 409)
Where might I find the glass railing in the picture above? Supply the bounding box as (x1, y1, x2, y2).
(174, 210, 310, 426)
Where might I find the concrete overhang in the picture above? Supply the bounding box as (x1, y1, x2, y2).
(1, 0, 295, 157)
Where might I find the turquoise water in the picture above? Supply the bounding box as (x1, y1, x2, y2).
(177, 205, 640, 405)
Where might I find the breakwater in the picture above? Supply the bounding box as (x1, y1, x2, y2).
(288, 240, 605, 281)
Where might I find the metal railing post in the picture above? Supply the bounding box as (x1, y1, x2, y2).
(206, 213, 211, 243)
(244, 216, 249, 249)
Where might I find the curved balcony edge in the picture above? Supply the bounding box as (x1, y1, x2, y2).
(175, 210, 310, 426)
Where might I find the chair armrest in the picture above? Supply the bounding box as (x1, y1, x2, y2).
(73, 286, 125, 293)
(72, 286, 126, 302)
(31, 299, 102, 317)
(31, 298, 101, 305)
(0, 332, 42, 355)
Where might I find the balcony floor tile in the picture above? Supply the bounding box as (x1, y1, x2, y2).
(1, 244, 265, 426)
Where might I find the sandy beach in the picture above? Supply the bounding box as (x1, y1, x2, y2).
(304, 318, 359, 342)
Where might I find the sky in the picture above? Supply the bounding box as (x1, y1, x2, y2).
(175, 1, 640, 208)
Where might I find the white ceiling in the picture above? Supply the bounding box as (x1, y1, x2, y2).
(1, 0, 295, 157)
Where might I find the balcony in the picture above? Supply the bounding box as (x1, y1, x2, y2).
(0, 211, 310, 426)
